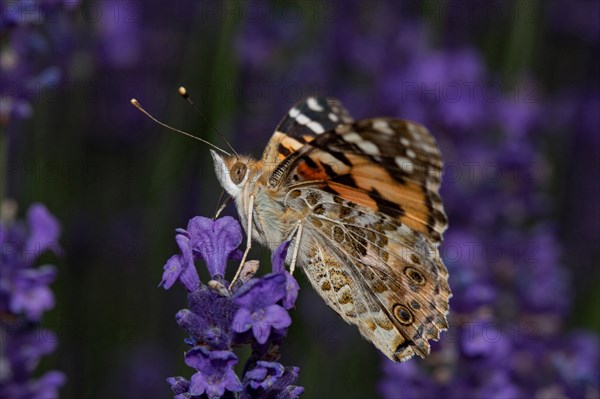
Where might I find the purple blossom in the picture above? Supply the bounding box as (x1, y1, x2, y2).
(0, 202, 65, 398)
(162, 216, 302, 398)
(272, 241, 300, 310)
(9, 265, 57, 320)
(160, 216, 243, 291)
(1, 203, 61, 315)
(24, 204, 61, 262)
(96, 0, 141, 68)
(186, 216, 243, 279)
(184, 347, 243, 398)
(4, 329, 58, 378)
(1, 1, 81, 125)
(232, 273, 292, 344)
(243, 361, 304, 399)
(175, 285, 238, 350)
(382, 46, 490, 131)
(159, 234, 197, 291)
(165, 376, 189, 398)
(379, 360, 437, 399)
(552, 331, 600, 393)
(0, 371, 66, 399)
(245, 360, 285, 390)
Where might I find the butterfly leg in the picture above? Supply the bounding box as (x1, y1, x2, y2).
(213, 195, 232, 220)
(228, 194, 255, 289)
(289, 221, 304, 276)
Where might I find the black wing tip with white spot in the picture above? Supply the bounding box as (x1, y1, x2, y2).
(276, 96, 354, 138)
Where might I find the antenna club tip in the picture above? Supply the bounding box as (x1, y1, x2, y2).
(130, 98, 139, 105)
(178, 86, 187, 96)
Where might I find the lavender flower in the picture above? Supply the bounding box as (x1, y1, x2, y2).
(162, 216, 303, 398)
(184, 347, 243, 398)
(271, 241, 300, 310)
(232, 273, 292, 344)
(160, 216, 243, 291)
(243, 361, 303, 399)
(1, 1, 81, 125)
(9, 265, 57, 320)
(0, 202, 65, 399)
(245, 361, 285, 390)
(187, 216, 243, 279)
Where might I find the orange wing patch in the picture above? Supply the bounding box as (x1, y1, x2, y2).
(296, 160, 330, 181)
(327, 182, 378, 210)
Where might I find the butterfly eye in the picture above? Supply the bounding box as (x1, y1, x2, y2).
(230, 162, 248, 185)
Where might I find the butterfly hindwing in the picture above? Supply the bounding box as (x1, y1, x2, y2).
(285, 187, 450, 360)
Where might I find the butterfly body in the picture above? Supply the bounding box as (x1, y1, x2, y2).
(211, 97, 450, 362)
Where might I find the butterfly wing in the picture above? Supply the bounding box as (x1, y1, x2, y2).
(275, 96, 354, 138)
(270, 118, 447, 242)
(271, 118, 450, 361)
(260, 97, 354, 165)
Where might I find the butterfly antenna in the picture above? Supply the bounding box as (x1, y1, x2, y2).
(178, 86, 238, 157)
(130, 98, 230, 156)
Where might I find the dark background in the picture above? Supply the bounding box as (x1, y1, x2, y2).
(3, 1, 599, 398)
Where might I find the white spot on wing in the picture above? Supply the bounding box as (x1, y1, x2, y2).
(421, 143, 439, 155)
(426, 177, 440, 192)
(307, 121, 325, 134)
(407, 123, 421, 139)
(289, 107, 300, 118)
(307, 97, 324, 111)
(291, 110, 325, 134)
(344, 132, 362, 143)
(328, 113, 339, 122)
(356, 140, 380, 155)
(406, 149, 416, 159)
(400, 137, 410, 147)
(296, 114, 310, 125)
(395, 156, 414, 173)
(373, 119, 394, 135)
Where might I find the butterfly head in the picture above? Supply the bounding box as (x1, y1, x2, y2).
(210, 150, 257, 197)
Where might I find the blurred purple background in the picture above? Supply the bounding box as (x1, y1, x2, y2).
(1, 1, 598, 398)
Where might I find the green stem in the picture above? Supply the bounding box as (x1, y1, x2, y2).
(504, 0, 539, 80)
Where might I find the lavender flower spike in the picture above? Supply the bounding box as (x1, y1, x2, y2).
(0, 202, 65, 399)
(162, 216, 303, 398)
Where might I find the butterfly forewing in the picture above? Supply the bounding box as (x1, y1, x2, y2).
(275, 96, 354, 139)
(269, 118, 448, 243)
(260, 96, 355, 166)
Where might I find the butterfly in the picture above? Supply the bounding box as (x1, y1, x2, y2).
(210, 96, 450, 362)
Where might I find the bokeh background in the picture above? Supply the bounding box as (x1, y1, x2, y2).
(2, 0, 599, 398)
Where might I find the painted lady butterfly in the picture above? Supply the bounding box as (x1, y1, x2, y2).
(210, 96, 451, 362)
